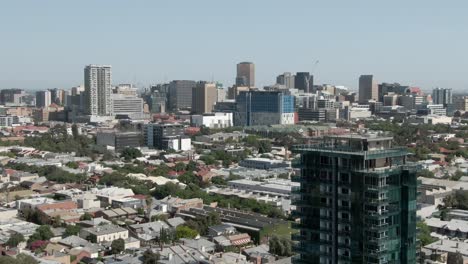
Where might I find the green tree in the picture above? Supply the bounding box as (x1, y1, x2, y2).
(80, 212, 93, 221)
(5, 233, 25, 247)
(111, 238, 125, 257)
(0, 254, 38, 264)
(417, 221, 437, 246)
(64, 225, 81, 237)
(142, 249, 160, 264)
(120, 147, 142, 161)
(65, 161, 79, 169)
(174, 162, 186, 172)
(28, 225, 54, 243)
(176, 225, 198, 239)
(269, 235, 293, 256)
(15, 253, 39, 264)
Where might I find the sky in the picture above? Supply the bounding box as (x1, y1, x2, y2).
(1, 0, 468, 92)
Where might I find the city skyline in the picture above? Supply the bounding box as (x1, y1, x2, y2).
(1, 1, 468, 91)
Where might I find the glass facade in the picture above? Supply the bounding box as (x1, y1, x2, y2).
(292, 135, 418, 264)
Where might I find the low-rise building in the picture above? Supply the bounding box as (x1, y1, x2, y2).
(80, 225, 128, 244)
(191, 113, 233, 128)
(239, 158, 290, 170)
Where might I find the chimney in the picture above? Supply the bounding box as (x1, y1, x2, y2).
(168, 253, 173, 260)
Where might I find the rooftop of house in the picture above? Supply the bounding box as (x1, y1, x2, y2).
(83, 224, 127, 236)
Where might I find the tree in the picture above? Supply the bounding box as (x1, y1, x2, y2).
(174, 162, 186, 172)
(142, 249, 160, 264)
(80, 212, 93, 221)
(5, 233, 24, 247)
(417, 221, 437, 246)
(66, 161, 79, 169)
(28, 225, 53, 243)
(64, 225, 81, 237)
(120, 147, 142, 161)
(176, 225, 198, 239)
(269, 235, 292, 256)
(111, 238, 125, 257)
(0, 254, 38, 264)
(52, 215, 62, 227)
(417, 169, 435, 178)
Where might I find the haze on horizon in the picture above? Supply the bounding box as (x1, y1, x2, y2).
(1, 0, 467, 92)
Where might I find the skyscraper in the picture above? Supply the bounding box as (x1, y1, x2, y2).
(359, 75, 378, 103)
(35, 90, 52, 108)
(277, 72, 296, 89)
(295, 72, 313, 93)
(292, 133, 417, 263)
(234, 90, 295, 126)
(236, 62, 255, 88)
(191, 81, 217, 114)
(168, 80, 197, 111)
(432, 87, 452, 107)
(84, 65, 112, 116)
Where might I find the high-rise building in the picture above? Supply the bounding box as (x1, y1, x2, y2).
(234, 90, 295, 126)
(191, 82, 217, 114)
(277, 72, 296, 89)
(236, 62, 255, 88)
(110, 94, 144, 118)
(295, 72, 313, 93)
(378, 83, 410, 102)
(292, 133, 418, 263)
(0, 89, 27, 105)
(432, 88, 452, 107)
(455, 96, 468, 111)
(84, 65, 112, 116)
(35, 90, 52, 108)
(168, 80, 197, 111)
(359, 75, 378, 103)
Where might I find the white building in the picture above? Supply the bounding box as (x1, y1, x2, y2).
(80, 225, 128, 243)
(111, 94, 144, 117)
(346, 104, 372, 120)
(84, 65, 112, 116)
(191, 112, 233, 129)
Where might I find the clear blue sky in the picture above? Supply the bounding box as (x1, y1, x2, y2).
(1, 0, 467, 92)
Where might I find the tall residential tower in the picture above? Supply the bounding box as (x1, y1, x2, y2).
(84, 65, 112, 116)
(292, 132, 418, 263)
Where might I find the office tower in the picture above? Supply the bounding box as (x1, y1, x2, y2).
(236, 62, 255, 88)
(84, 65, 112, 116)
(143, 123, 191, 151)
(217, 88, 226, 102)
(378, 83, 410, 102)
(35, 90, 52, 108)
(359, 75, 378, 103)
(277, 72, 296, 89)
(192, 82, 217, 114)
(432, 88, 452, 107)
(168, 80, 197, 111)
(234, 91, 295, 126)
(295, 72, 313, 93)
(148, 91, 167, 114)
(0, 89, 26, 105)
(96, 130, 141, 152)
(115, 84, 138, 96)
(292, 133, 417, 263)
(383, 94, 398, 106)
(110, 94, 144, 118)
(71, 85, 85, 96)
(455, 96, 468, 111)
